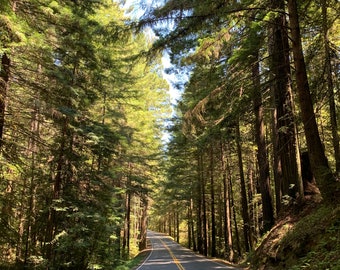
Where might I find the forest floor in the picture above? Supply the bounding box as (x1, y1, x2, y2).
(249, 195, 340, 269)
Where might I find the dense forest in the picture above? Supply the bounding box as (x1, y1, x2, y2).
(0, 0, 169, 269)
(141, 0, 340, 269)
(0, 0, 339, 269)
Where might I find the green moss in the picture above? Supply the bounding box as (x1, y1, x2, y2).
(250, 203, 340, 269)
(279, 205, 340, 269)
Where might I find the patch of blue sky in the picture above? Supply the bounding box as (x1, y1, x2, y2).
(121, 0, 188, 143)
(122, 0, 183, 108)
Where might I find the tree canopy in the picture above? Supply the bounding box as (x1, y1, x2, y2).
(140, 0, 340, 267)
(0, 0, 169, 268)
(0, 0, 339, 269)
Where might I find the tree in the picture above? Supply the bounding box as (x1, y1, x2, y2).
(268, 0, 303, 209)
(252, 53, 274, 232)
(0, 53, 10, 147)
(321, 0, 340, 176)
(287, 0, 339, 202)
(0, 0, 170, 268)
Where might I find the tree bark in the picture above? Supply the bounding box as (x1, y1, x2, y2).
(139, 196, 148, 251)
(44, 122, 67, 261)
(176, 206, 180, 243)
(123, 164, 132, 258)
(235, 120, 251, 251)
(221, 141, 234, 261)
(252, 54, 274, 232)
(228, 162, 241, 259)
(187, 201, 192, 250)
(322, 0, 340, 176)
(196, 151, 204, 254)
(189, 198, 197, 251)
(197, 150, 208, 256)
(200, 153, 208, 256)
(0, 53, 10, 148)
(269, 0, 303, 201)
(272, 106, 283, 213)
(287, 0, 339, 201)
(209, 145, 216, 257)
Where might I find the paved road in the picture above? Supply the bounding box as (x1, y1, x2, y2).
(136, 231, 242, 270)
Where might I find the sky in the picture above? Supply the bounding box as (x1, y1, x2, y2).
(122, 0, 182, 107)
(161, 54, 182, 106)
(122, 0, 183, 143)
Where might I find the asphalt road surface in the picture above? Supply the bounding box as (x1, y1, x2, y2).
(136, 231, 242, 270)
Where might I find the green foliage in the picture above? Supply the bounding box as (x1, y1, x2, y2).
(114, 252, 147, 270)
(275, 205, 340, 269)
(143, 0, 339, 265)
(1, 0, 339, 268)
(0, 0, 169, 268)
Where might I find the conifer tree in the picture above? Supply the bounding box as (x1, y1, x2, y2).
(287, 0, 339, 202)
(0, 0, 170, 268)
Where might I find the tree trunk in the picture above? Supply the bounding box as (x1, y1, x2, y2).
(196, 151, 204, 254)
(123, 166, 131, 258)
(44, 121, 67, 261)
(168, 213, 172, 236)
(228, 164, 241, 259)
(235, 121, 251, 251)
(197, 151, 208, 256)
(138, 196, 148, 251)
(287, 0, 339, 202)
(201, 153, 208, 256)
(221, 141, 234, 262)
(189, 198, 196, 251)
(0, 53, 10, 148)
(272, 106, 283, 213)
(209, 145, 216, 257)
(187, 204, 192, 249)
(269, 0, 303, 201)
(247, 158, 257, 247)
(217, 183, 223, 257)
(322, 0, 340, 176)
(23, 99, 40, 264)
(252, 54, 274, 232)
(176, 206, 180, 243)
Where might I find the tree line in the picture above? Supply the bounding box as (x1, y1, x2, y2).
(145, 0, 340, 262)
(0, 0, 169, 269)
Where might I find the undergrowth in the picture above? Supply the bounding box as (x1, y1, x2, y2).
(116, 241, 152, 270)
(280, 205, 340, 269)
(250, 202, 340, 269)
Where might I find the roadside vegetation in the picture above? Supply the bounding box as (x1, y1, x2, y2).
(251, 200, 340, 269)
(1, 0, 339, 269)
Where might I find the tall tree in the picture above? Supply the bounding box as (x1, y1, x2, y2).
(287, 0, 339, 202)
(0, 53, 10, 147)
(321, 0, 340, 176)
(235, 119, 252, 251)
(220, 139, 234, 261)
(0, 0, 170, 268)
(252, 53, 274, 232)
(209, 144, 216, 257)
(269, 0, 303, 206)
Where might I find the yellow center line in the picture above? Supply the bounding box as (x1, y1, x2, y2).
(160, 239, 185, 270)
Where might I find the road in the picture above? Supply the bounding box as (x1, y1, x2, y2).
(136, 231, 242, 270)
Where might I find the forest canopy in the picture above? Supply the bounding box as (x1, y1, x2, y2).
(0, 0, 339, 269)
(0, 0, 169, 268)
(140, 0, 340, 267)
